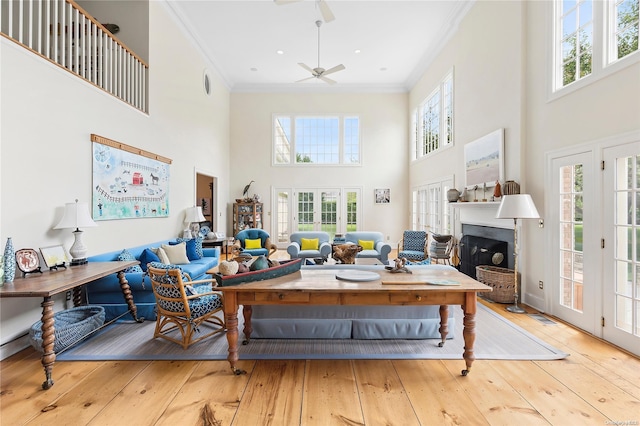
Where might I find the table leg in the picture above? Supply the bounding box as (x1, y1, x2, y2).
(40, 297, 56, 389)
(117, 270, 143, 323)
(72, 286, 83, 307)
(242, 305, 253, 345)
(461, 302, 477, 376)
(437, 305, 449, 347)
(224, 293, 245, 375)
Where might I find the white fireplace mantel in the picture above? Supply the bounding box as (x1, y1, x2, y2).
(449, 201, 514, 238)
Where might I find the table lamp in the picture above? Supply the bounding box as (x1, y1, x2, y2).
(54, 199, 98, 265)
(184, 206, 206, 238)
(495, 194, 540, 313)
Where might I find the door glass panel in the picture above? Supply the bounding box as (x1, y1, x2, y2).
(320, 190, 338, 237)
(346, 191, 357, 232)
(559, 164, 584, 313)
(276, 191, 289, 244)
(297, 192, 314, 231)
(613, 154, 639, 337)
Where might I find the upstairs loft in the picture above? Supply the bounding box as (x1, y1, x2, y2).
(1, 0, 148, 113)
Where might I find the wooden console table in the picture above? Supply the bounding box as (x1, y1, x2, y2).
(0, 261, 141, 389)
(220, 268, 492, 376)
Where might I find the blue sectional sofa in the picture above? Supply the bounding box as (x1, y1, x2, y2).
(249, 264, 457, 340)
(85, 239, 220, 322)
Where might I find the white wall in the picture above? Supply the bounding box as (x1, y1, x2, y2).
(523, 0, 640, 309)
(409, 0, 640, 310)
(0, 1, 230, 351)
(229, 92, 409, 242)
(409, 1, 524, 191)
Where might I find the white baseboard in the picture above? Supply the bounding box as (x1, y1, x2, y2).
(523, 292, 546, 313)
(0, 334, 31, 361)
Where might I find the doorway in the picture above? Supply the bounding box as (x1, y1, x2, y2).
(196, 172, 216, 233)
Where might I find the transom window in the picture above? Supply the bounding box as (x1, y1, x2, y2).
(554, 0, 639, 91)
(273, 115, 360, 165)
(411, 70, 454, 160)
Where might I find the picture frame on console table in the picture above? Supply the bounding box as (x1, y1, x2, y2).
(464, 128, 504, 190)
(39, 245, 70, 270)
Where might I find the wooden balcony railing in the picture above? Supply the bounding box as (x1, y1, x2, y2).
(0, 0, 148, 113)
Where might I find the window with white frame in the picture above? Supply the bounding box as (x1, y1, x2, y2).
(554, 0, 638, 91)
(411, 70, 454, 160)
(411, 177, 454, 235)
(273, 115, 360, 165)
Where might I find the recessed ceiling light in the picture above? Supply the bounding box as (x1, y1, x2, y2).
(250, 67, 258, 72)
(354, 49, 361, 54)
(380, 67, 387, 71)
(276, 50, 284, 55)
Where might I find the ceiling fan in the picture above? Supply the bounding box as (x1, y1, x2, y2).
(296, 20, 345, 85)
(274, 0, 335, 23)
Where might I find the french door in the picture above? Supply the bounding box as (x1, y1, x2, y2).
(602, 142, 640, 355)
(549, 152, 599, 334)
(272, 187, 361, 249)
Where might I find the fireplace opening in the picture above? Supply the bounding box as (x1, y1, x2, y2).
(459, 224, 514, 280)
(459, 235, 508, 279)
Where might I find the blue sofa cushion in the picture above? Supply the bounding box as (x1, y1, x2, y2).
(117, 249, 143, 273)
(138, 248, 160, 272)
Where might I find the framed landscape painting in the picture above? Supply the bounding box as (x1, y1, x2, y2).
(464, 129, 504, 189)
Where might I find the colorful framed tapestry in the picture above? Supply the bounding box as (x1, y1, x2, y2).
(91, 134, 172, 221)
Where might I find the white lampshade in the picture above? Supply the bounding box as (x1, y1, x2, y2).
(184, 206, 206, 224)
(496, 194, 540, 219)
(54, 200, 97, 231)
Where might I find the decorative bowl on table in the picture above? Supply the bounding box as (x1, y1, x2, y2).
(432, 234, 452, 243)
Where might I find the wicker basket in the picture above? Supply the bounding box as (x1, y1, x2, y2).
(475, 266, 520, 304)
(29, 305, 105, 353)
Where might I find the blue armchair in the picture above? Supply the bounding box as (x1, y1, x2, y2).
(398, 230, 428, 261)
(287, 231, 332, 263)
(344, 231, 391, 263)
(233, 229, 277, 258)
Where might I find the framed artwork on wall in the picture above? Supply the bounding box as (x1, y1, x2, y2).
(374, 188, 390, 204)
(464, 128, 504, 189)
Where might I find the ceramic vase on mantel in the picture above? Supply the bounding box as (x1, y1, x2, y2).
(3, 237, 16, 283)
(503, 180, 520, 195)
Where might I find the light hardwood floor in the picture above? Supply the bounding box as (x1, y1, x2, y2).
(1, 250, 639, 425)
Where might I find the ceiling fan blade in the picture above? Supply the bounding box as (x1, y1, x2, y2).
(322, 64, 345, 76)
(319, 75, 337, 85)
(317, 0, 335, 22)
(295, 76, 317, 83)
(298, 63, 315, 73)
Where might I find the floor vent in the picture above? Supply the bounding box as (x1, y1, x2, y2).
(529, 313, 557, 325)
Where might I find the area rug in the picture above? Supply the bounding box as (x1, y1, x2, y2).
(57, 303, 568, 361)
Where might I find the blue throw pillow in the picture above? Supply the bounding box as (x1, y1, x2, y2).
(172, 238, 202, 261)
(139, 248, 161, 272)
(117, 249, 143, 273)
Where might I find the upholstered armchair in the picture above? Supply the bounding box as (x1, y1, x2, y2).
(398, 230, 428, 262)
(233, 229, 277, 258)
(344, 231, 391, 263)
(287, 231, 332, 263)
(147, 263, 224, 349)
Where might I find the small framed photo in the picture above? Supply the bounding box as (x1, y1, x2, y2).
(374, 188, 390, 204)
(39, 245, 70, 268)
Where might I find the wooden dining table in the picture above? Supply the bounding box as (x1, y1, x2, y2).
(219, 267, 492, 376)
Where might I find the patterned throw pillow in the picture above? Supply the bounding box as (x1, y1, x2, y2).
(176, 236, 204, 259)
(117, 249, 143, 273)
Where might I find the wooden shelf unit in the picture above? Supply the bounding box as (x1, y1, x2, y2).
(233, 202, 263, 236)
